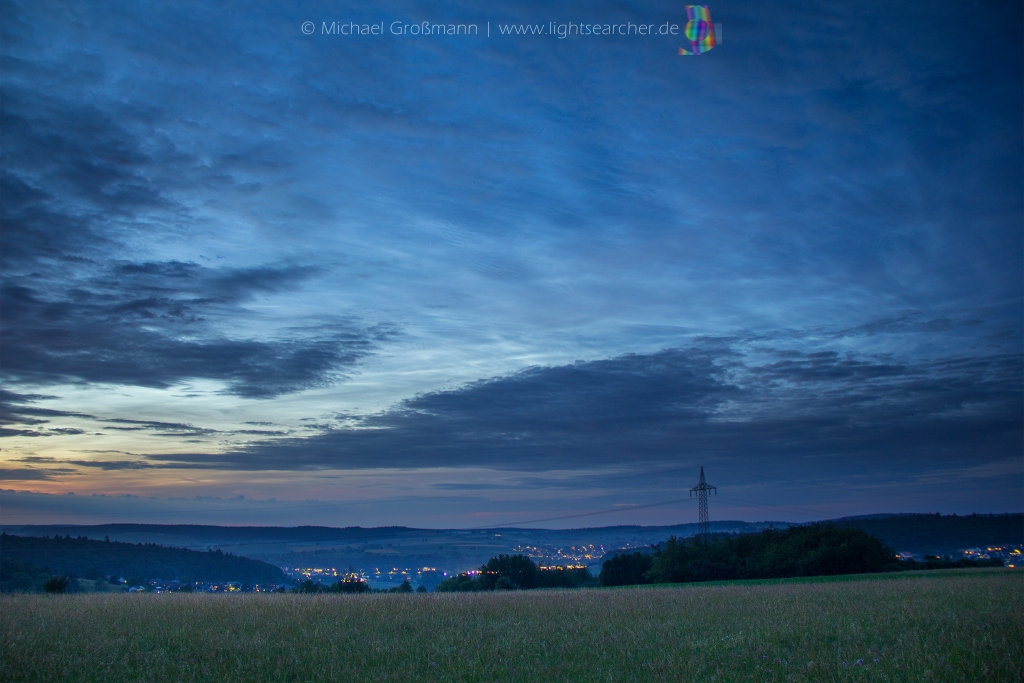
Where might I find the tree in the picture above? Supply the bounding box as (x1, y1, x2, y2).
(599, 552, 654, 587)
(494, 576, 519, 590)
(438, 554, 596, 592)
(8, 572, 33, 592)
(44, 575, 70, 593)
(0, 533, 286, 586)
(435, 574, 480, 592)
(645, 525, 900, 585)
(330, 579, 370, 594)
(478, 554, 541, 590)
(1, 557, 47, 593)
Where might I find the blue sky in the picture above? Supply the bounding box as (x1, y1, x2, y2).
(1, 0, 1021, 527)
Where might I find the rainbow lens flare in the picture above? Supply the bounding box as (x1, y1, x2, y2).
(679, 6, 716, 55)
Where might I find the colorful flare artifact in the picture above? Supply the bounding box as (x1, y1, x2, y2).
(679, 6, 716, 55)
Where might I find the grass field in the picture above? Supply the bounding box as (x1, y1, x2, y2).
(1, 569, 1020, 682)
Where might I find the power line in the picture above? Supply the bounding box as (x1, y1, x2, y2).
(468, 496, 695, 530)
(714, 494, 852, 521)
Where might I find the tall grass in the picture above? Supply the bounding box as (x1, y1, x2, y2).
(1, 569, 1020, 682)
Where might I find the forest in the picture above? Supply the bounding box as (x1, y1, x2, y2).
(0, 533, 286, 590)
(598, 524, 1005, 587)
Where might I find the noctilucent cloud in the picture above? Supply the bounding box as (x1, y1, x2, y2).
(1, 0, 1021, 527)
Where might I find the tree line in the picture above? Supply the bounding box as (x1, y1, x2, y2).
(435, 554, 597, 591)
(292, 525, 1004, 595)
(828, 513, 1023, 556)
(294, 577, 429, 594)
(0, 533, 286, 588)
(598, 524, 1004, 587)
(4, 525, 1005, 595)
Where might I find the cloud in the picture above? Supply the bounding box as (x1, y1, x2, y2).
(61, 460, 156, 471)
(3, 0, 1019, 405)
(0, 0, 1020, 525)
(8, 455, 164, 472)
(0, 468, 76, 481)
(0, 391, 285, 441)
(0, 389, 97, 437)
(0, 428, 45, 438)
(140, 343, 1022, 478)
(0, 276, 398, 397)
(0, 488, 438, 526)
(0, 389, 92, 421)
(0, 74, 398, 398)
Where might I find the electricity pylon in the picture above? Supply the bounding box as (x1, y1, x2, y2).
(689, 466, 716, 542)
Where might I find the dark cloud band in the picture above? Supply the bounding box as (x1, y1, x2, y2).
(133, 344, 1021, 476)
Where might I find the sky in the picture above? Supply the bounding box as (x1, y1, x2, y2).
(1, 0, 1021, 528)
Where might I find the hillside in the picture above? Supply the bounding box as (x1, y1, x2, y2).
(831, 513, 1022, 555)
(0, 533, 287, 584)
(0, 521, 783, 578)
(2, 514, 1018, 580)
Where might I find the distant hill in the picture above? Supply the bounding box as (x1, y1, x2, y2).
(0, 533, 287, 584)
(0, 521, 786, 573)
(2, 514, 1018, 576)
(829, 513, 1023, 555)
(0, 524, 415, 545)
(0, 521, 783, 549)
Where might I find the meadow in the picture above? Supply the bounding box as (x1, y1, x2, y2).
(1, 569, 1020, 682)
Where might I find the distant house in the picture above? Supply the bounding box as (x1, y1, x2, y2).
(960, 548, 991, 560)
